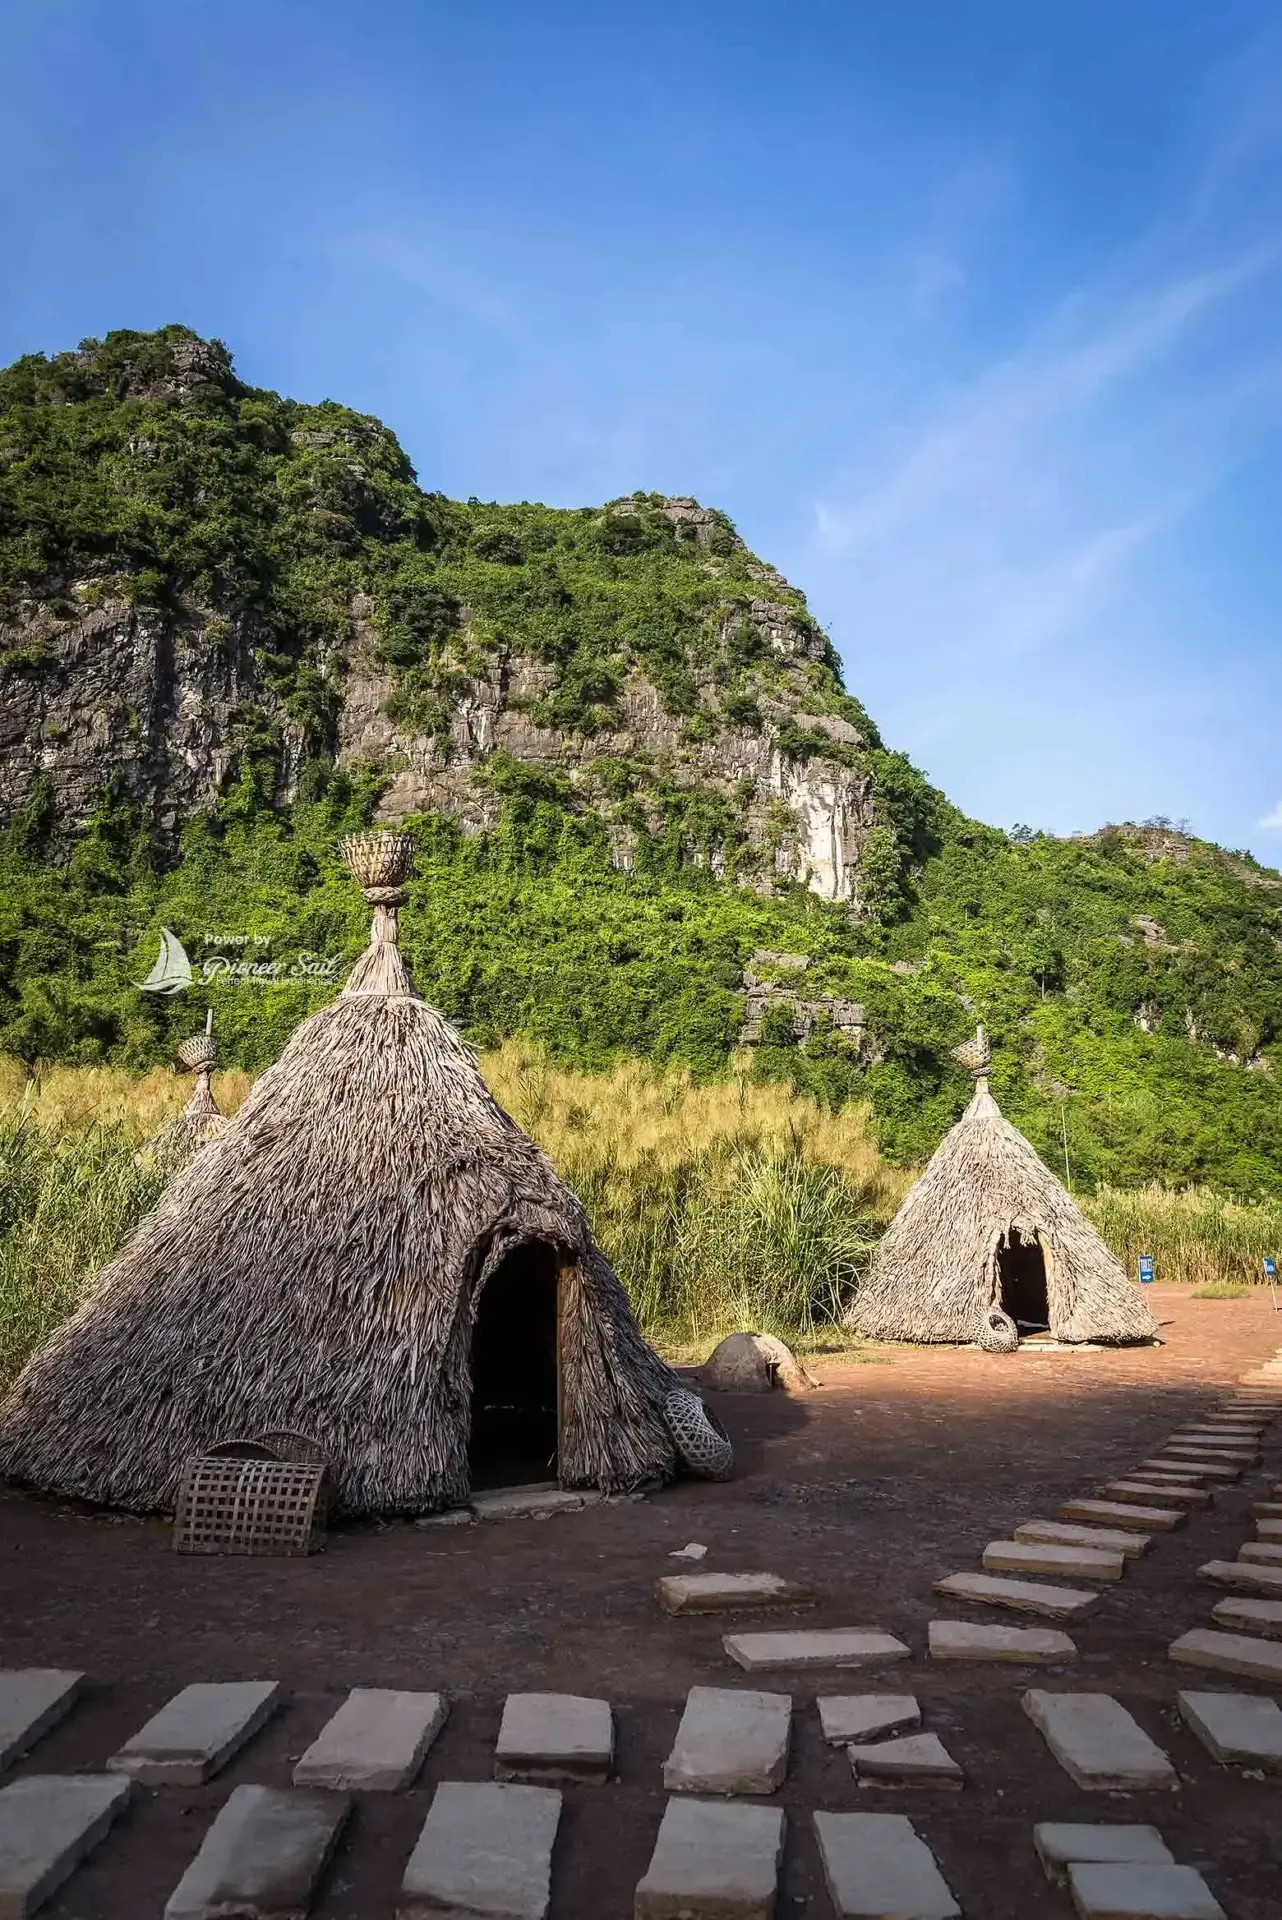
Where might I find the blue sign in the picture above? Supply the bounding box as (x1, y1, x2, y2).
(1138, 1255, 1155, 1285)
(1266, 1258, 1276, 1280)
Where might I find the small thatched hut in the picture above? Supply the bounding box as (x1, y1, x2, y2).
(845, 1029, 1156, 1351)
(144, 1011, 228, 1175)
(0, 834, 685, 1514)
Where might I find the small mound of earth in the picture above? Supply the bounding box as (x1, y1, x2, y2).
(698, 1331, 818, 1394)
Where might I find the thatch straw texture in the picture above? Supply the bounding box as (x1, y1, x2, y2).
(0, 846, 681, 1514)
(142, 1023, 228, 1175)
(845, 1080, 1157, 1349)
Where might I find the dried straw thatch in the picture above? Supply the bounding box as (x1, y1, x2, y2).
(845, 1029, 1156, 1351)
(143, 1012, 228, 1175)
(0, 833, 683, 1514)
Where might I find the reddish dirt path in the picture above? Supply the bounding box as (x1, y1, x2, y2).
(2, 1285, 1280, 1918)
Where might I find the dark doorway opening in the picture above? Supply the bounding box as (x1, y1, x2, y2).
(997, 1227, 1049, 1333)
(468, 1241, 560, 1489)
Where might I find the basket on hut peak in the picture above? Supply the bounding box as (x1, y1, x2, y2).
(0, 829, 718, 1518)
(143, 1008, 227, 1176)
(845, 1063, 1156, 1353)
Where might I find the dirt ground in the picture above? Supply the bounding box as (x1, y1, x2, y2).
(2, 1284, 1280, 1918)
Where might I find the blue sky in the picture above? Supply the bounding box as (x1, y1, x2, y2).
(4, 1, 1282, 859)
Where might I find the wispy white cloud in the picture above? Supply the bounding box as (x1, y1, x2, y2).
(1260, 801, 1282, 831)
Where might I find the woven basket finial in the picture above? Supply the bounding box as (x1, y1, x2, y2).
(339, 831, 414, 903)
(952, 1024, 991, 1078)
(176, 1012, 218, 1074)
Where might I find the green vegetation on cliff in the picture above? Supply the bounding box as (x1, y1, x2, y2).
(1, 328, 1280, 1194)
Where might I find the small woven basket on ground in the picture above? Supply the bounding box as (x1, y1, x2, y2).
(172, 1432, 330, 1555)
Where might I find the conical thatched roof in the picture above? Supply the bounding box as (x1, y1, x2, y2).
(0, 834, 682, 1513)
(846, 1034, 1156, 1351)
(143, 1012, 228, 1175)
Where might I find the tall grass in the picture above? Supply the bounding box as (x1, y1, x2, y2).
(1083, 1183, 1282, 1290)
(0, 1050, 1278, 1393)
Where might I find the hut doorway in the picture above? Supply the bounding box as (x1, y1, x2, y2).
(468, 1241, 561, 1489)
(997, 1227, 1049, 1333)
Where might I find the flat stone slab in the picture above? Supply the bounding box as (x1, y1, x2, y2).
(1063, 1500, 1184, 1532)
(472, 1486, 602, 1520)
(1066, 1860, 1225, 1920)
(1141, 1457, 1240, 1481)
(1022, 1691, 1176, 1790)
(848, 1733, 963, 1789)
(1168, 1627, 1282, 1684)
(1239, 1541, 1282, 1564)
(164, 1784, 348, 1920)
(0, 1671, 84, 1774)
(1100, 1483, 1211, 1511)
(663, 1686, 791, 1795)
(495, 1693, 613, 1784)
(982, 1540, 1125, 1584)
(1198, 1558, 1282, 1596)
(928, 1620, 1076, 1663)
(1162, 1443, 1256, 1465)
(0, 1774, 131, 1920)
(1256, 1516, 1282, 1534)
(399, 1781, 561, 1920)
(813, 1811, 960, 1919)
(724, 1629, 909, 1672)
(293, 1689, 447, 1791)
(655, 1572, 813, 1615)
(1211, 1596, 1282, 1639)
(1034, 1825, 1173, 1881)
(1166, 1432, 1259, 1451)
(1177, 1689, 1282, 1772)
(1016, 1521, 1153, 1559)
(818, 1696, 920, 1745)
(109, 1681, 282, 1784)
(933, 1573, 1099, 1621)
(635, 1797, 784, 1920)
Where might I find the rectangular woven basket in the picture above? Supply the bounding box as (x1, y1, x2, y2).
(172, 1455, 329, 1555)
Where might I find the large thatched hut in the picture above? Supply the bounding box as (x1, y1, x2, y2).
(0, 834, 686, 1514)
(846, 1029, 1156, 1351)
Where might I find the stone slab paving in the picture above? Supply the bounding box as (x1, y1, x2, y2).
(817, 1696, 920, 1745)
(1256, 1518, 1282, 1537)
(163, 1784, 348, 1920)
(1015, 1521, 1153, 1558)
(0, 1774, 131, 1920)
(812, 1810, 960, 1920)
(399, 1780, 561, 1920)
(928, 1620, 1076, 1662)
(635, 1797, 784, 1920)
(0, 1671, 84, 1775)
(1021, 1692, 1177, 1791)
(1100, 1483, 1211, 1511)
(108, 1680, 281, 1785)
(1168, 1627, 1282, 1684)
(1252, 1501, 1282, 1518)
(1065, 1860, 1225, 1920)
(655, 1572, 813, 1615)
(1166, 1432, 1260, 1451)
(723, 1629, 909, 1672)
(1162, 1444, 1256, 1467)
(495, 1693, 613, 1784)
(933, 1573, 1100, 1621)
(1238, 1541, 1282, 1564)
(982, 1540, 1125, 1583)
(1177, 1690, 1282, 1772)
(1197, 1558, 1282, 1596)
(1211, 1596, 1282, 1638)
(1062, 1500, 1183, 1531)
(292, 1688, 447, 1791)
(847, 1732, 963, 1789)
(663, 1686, 791, 1795)
(1033, 1825, 1174, 1881)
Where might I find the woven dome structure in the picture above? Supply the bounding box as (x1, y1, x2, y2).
(0, 833, 683, 1514)
(845, 1031, 1156, 1351)
(143, 1011, 228, 1175)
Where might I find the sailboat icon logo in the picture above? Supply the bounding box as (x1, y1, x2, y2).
(137, 928, 194, 996)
